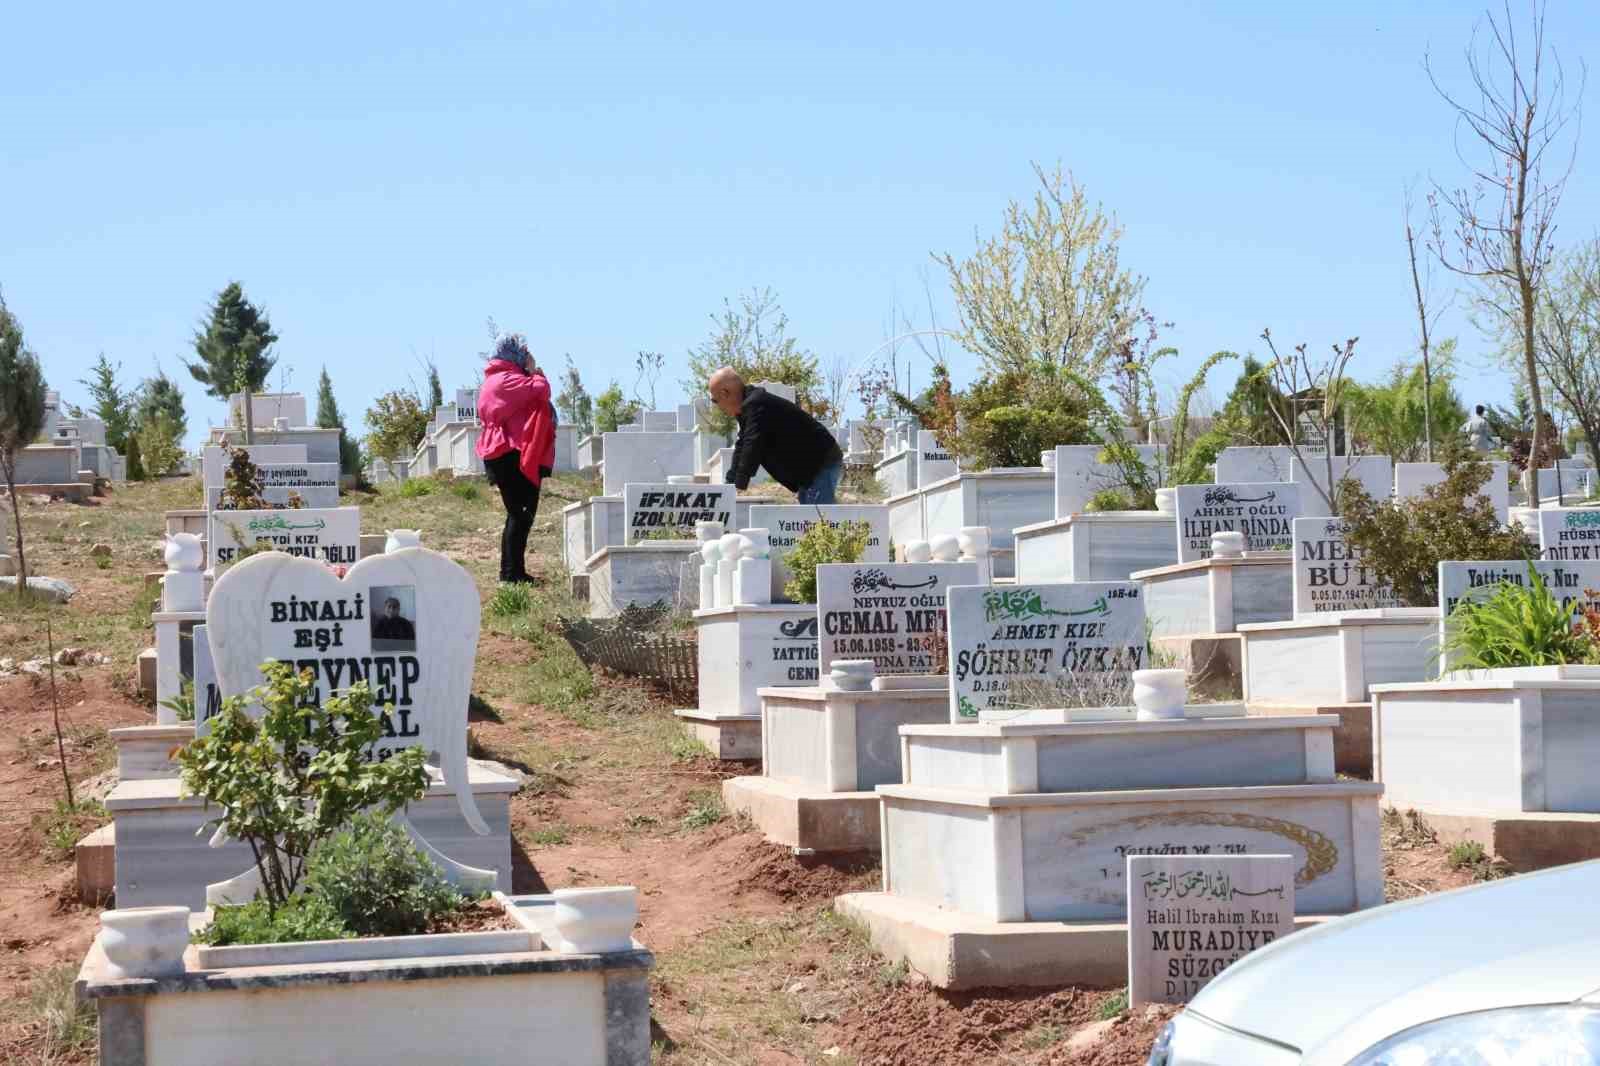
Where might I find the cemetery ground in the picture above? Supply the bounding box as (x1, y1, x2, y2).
(0, 477, 1489, 1066)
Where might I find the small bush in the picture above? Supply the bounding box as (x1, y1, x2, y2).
(396, 478, 435, 499)
(1096, 988, 1129, 1020)
(302, 813, 467, 937)
(681, 789, 726, 829)
(35, 798, 109, 860)
(1447, 840, 1488, 869)
(449, 480, 481, 501)
(1084, 488, 1133, 513)
(193, 893, 351, 946)
(488, 582, 533, 617)
(783, 517, 872, 603)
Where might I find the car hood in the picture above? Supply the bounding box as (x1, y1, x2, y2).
(1186, 860, 1600, 1064)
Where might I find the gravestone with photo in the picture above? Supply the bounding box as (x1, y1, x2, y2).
(945, 581, 1146, 722)
(1127, 854, 1295, 1006)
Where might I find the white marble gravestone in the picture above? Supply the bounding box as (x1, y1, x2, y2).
(1292, 517, 1402, 616)
(205, 462, 340, 510)
(1437, 559, 1600, 668)
(815, 561, 979, 677)
(200, 444, 310, 494)
(1127, 854, 1295, 1007)
(1538, 508, 1600, 562)
(1394, 461, 1510, 523)
(192, 622, 223, 727)
(913, 431, 958, 487)
(453, 388, 477, 422)
(1173, 483, 1300, 562)
(623, 483, 734, 544)
(746, 504, 892, 602)
(945, 582, 1146, 722)
(600, 431, 697, 496)
(1052, 444, 1160, 517)
(208, 507, 361, 569)
(1214, 447, 1295, 485)
(1290, 455, 1393, 515)
(204, 547, 487, 834)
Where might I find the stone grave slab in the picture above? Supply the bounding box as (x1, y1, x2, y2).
(209, 507, 361, 569)
(1174, 483, 1299, 562)
(945, 582, 1146, 722)
(815, 561, 978, 676)
(600, 431, 697, 496)
(623, 483, 734, 544)
(914, 431, 958, 487)
(1214, 447, 1295, 484)
(1292, 517, 1402, 616)
(204, 547, 486, 834)
(746, 504, 891, 602)
(1291, 455, 1393, 515)
(1538, 508, 1600, 562)
(1394, 461, 1510, 523)
(205, 462, 340, 510)
(1127, 854, 1294, 1007)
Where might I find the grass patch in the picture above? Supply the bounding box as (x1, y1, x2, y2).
(1096, 988, 1129, 1020)
(623, 813, 659, 831)
(667, 734, 713, 762)
(1, 963, 98, 1063)
(486, 583, 533, 617)
(394, 478, 435, 499)
(681, 789, 726, 830)
(1381, 806, 1438, 849)
(448, 480, 482, 501)
(1020, 1022, 1067, 1050)
(32, 797, 109, 861)
(875, 958, 909, 988)
(530, 824, 571, 847)
(1446, 839, 1509, 881)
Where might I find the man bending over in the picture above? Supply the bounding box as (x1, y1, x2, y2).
(709, 367, 844, 503)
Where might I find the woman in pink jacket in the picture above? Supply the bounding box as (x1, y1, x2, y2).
(477, 333, 556, 584)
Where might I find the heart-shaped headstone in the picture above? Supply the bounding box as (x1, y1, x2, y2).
(204, 547, 486, 835)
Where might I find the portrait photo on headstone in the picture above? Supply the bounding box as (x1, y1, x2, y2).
(369, 584, 418, 651)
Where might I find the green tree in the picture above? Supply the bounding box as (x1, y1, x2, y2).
(0, 295, 48, 598)
(364, 390, 430, 462)
(684, 288, 826, 435)
(556, 356, 594, 437)
(315, 366, 361, 476)
(124, 432, 145, 481)
(593, 382, 640, 435)
(1533, 239, 1600, 467)
(936, 163, 1145, 382)
(425, 359, 443, 412)
(136, 413, 184, 477)
(135, 370, 188, 442)
(77, 354, 132, 452)
(1345, 343, 1469, 462)
(184, 282, 279, 442)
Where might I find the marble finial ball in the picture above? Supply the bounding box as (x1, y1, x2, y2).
(164, 533, 203, 572)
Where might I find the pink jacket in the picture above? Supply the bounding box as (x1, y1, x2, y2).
(477, 360, 553, 484)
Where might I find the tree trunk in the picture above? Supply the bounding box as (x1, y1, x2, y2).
(1522, 279, 1545, 498)
(4, 463, 24, 602)
(243, 389, 256, 446)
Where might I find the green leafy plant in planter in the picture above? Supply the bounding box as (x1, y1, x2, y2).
(302, 813, 468, 936)
(176, 661, 432, 912)
(783, 517, 872, 603)
(1443, 565, 1593, 669)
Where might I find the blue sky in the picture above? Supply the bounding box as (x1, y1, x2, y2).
(4, 2, 1597, 447)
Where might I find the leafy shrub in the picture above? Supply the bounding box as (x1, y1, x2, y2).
(192, 892, 351, 946)
(395, 477, 435, 499)
(1444, 565, 1592, 669)
(488, 582, 533, 616)
(159, 679, 196, 721)
(1084, 488, 1133, 512)
(448, 479, 481, 501)
(176, 662, 431, 910)
(303, 813, 467, 937)
(1341, 455, 1536, 606)
(783, 517, 872, 603)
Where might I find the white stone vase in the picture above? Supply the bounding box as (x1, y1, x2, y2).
(957, 526, 990, 560)
(98, 906, 191, 978)
(551, 886, 638, 953)
(1133, 669, 1187, 721)
(929, 534, 961, 562)
(163, 533, 203, 572)
(1154, 488, 1177, 515)
(1210, 530, 1246, 559)
(1040, 450, 1057, 472)
(385, 529, 422, 553)
(718, 532, 745, 564)
(903, 540, 932, 563)
(738, 528, 771, 559)
(830, 659, 876, 691)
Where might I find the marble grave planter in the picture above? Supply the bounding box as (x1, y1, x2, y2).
(584, 543, 703, 618)
(1240, 607, 1439, 706)
(1012, 511, 1177, 584)
(674, 603, 819, 760)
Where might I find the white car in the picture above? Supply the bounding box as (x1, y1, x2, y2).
(1147, 859, 1600, 1065)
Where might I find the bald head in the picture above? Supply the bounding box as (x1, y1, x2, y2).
(709, 367, 746, 418)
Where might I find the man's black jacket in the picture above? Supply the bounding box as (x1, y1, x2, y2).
(725, 385, 843, 492)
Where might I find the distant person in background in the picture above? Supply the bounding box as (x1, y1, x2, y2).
(709, 367, 844, 503)
(477, 333, 555, 584)
(1462, 405, 1495, 453)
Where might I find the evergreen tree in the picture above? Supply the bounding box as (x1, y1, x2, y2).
(135, 370, 188, 442)
(184, 282, 278, 441)
(556, 356, 594, 437)
(426, 361, 443, 411)
(0, 295, 48, 599)
(78, 354, 132, 452)
(315, 366, 362, 476)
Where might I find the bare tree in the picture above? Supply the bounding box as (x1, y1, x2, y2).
(1534, 238, 1600, 469)
(1259, 329, 1360, 516)
(1426, 1, 1584, 489)
(1404, 182, 1452, 461)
